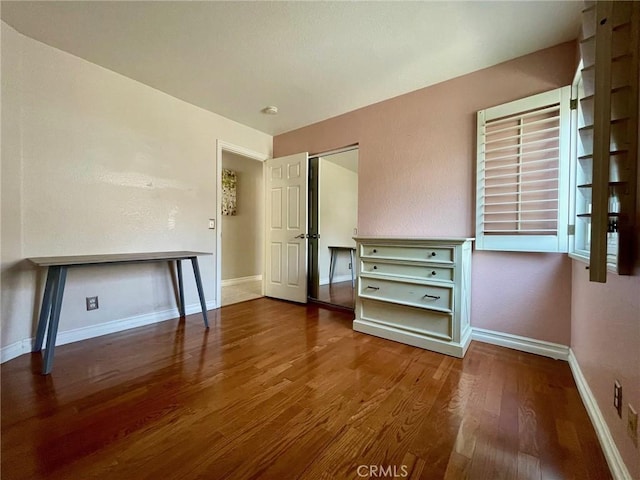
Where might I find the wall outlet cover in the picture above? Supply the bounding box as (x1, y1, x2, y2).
(86, 296, 99, 311)
(614, 380, 622, 417)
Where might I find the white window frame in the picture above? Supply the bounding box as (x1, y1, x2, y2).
(568, 64, 620, 270)
(476, 86, 572, 253)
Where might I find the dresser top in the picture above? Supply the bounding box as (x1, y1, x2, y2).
(353, 236, 474, 244)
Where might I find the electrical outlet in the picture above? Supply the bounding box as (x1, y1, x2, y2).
(614, 381, 622, 417)
(86, 296, 99, 311)
(628, 405, 638, 446)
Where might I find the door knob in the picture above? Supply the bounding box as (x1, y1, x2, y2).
(294, 233, 306, 239)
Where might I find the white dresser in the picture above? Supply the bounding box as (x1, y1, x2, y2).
(353, 237, 473, 357)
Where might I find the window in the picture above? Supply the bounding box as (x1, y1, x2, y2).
(571, 67, 592, 260)
(476, 87, 572, 252)
(475, 2, 637, 280)
(571, 66, 618, 265)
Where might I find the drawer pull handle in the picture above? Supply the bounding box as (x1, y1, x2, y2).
(373, 265, 378, 270)
(430, 252, 436, 257)
(372, 249, 377, 253)
(423, 293, 440, 300)
(431, 271, 436, 276)
(366, 286, 380, 291)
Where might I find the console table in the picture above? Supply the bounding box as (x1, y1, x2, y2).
(28, 251, 212, 374)
(328, 246, 356, 287)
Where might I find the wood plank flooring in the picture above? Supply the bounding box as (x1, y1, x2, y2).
(1, 298, 610, 479)
(315, 280, 355, 309)
(221, 280, 263, 306)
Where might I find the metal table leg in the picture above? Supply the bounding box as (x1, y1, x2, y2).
(33, 267, 56, 352)
(176, 259, 185, 317)
(42, 266, 67, 375)
(190, 257, 209, 328)
(329, 248, 336, 285)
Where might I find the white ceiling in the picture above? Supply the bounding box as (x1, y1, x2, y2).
(1, 1, 581, 136)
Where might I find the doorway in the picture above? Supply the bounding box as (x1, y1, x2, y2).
(216, 141, 269, 307)
(308, 148, 359, 309)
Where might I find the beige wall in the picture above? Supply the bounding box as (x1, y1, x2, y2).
(0, 23, 272, 351)
(318, 159, 357, 284)
(221, 151, 263, 280)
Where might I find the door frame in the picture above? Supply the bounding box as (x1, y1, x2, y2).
(307, 156, 320, 300)
(307, 145, 359, 306)
(215, 140, 270, 308)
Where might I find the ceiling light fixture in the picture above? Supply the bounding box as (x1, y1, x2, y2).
(262, 105, 278, 115)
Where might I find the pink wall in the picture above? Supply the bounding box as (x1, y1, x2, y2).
(569, 76, 640, 477)
(275, 42, 576, 345)
(472, 251, 572, 341)
(571, 268, 640, 478)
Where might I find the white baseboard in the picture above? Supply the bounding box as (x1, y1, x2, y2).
(0, 300, 215, 364)
(319, 274, 354, 286)
(471, 327, 569, 361)
(471, 329, 628, 479)
(568, 350, 631, 480)
(0, 339, 33, 364)
(221, 275, 262, 287)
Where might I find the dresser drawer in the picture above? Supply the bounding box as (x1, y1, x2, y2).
(360, 299, 452, 340)
(359, 277, 453, 312)
(360, 244, 454, 263)
(361, 261, 454, 282)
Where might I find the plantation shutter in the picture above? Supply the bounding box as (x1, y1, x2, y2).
(476, 87, 571, 252)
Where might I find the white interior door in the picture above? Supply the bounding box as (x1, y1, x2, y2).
(265, 152, 309, 303)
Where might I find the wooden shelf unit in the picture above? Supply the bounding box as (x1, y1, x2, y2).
(577, 1, 639, 280)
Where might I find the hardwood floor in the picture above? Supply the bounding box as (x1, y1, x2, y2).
(315, 280, 355, 309)
(1, 298, 610, 480)
(221, 279, 263, 306)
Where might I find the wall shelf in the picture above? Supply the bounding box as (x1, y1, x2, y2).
(577, 212, 621, 218)
(578, 181, 626, 188)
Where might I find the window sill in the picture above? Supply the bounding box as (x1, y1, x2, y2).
(568, 252, 622, 274)
(569, 252, 590, 265)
